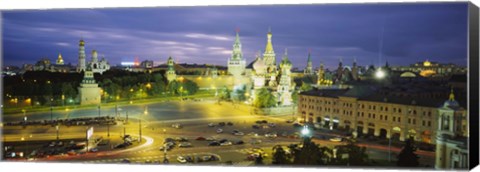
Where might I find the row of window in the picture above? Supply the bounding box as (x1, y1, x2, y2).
(300, 99, 434, 117)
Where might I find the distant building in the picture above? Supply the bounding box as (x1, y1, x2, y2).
(77, 66, 101, 105)
(165, 56, 177, 83)
(87, 50, 110, 74)
(303, 52, 314, 76)
(391, 60, 466, 77)
(56, 53, 64, 65)
(77, 39, 87, 72)
(140, 60, 154, 69)
(76, 39, 110, 74)
(33, 57, 73, 73)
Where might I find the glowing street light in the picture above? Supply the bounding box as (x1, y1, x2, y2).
(375, 68, 386, 79)
(301, 125, 310, 136)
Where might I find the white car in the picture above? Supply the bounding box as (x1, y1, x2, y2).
(329, 137, 343, 142)
(220, 141, 232, 146)
(216, 128, 223, 133)
(208, 123, 216, 127)
(248, 132, 258, 136)
(178, 142, 192, 148)
(234, 132, 244, 136)
(171, 123, 182, 129)
(206, 136, 216, 141)
(265, 133, 277, 138)
(177, 156, 187, 163)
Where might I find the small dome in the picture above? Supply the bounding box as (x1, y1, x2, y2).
(443, 100, 459, 108)
(253, 57, 266, 74)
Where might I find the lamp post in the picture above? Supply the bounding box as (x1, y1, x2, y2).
(138, 119, 142, 142)
(301, 125, 311, 146)
(56, 125, 59, 142)
(50, 106, 53, 122)
(98, 105, 101, 117)
(388, 128, 392, 162)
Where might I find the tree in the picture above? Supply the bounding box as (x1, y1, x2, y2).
(291, 90, 299, 104)
(291, 137, 329, 165)
(397, 137, 420, 167)
(339, 139, 369, 166)
(253, 88, 277, 108)
(254, 154, 264, 165)
(272, 145, 290, 165)
(218, 86, 231, 102)
(300, 81, 313, 92)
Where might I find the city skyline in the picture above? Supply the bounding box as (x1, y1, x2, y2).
(2, 3, 468, 69)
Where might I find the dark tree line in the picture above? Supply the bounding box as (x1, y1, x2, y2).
(270, 138, 370, 166)
(4, 70, 199, 106)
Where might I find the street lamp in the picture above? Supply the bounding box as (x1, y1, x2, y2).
(56, 125, 60, 141)
(375, 68, 386, 79)
(50, 106, 53, 122)
(98, 105, 101, 117)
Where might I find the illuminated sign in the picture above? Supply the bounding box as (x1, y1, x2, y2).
(121, 62, 135, 66)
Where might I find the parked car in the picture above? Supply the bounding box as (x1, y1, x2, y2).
(220, 141, 232, 146)
(208, 141, 220, 146)
(195, 136, 206, 141)
(216, 128, 223, 133)
(234, 132, 244, 136)
(227, 122, 234, 126)
(248, 132, 259, 136)
(268, 123, 276, 127)
(171, 123, 182, 129)
(175, 137, 189, 142)
(89, 148, 98, 152)
(177, 156, 187, 163)
(265, 133, 277, 138)
(206, 137, 216, 141)
(159, 145, 172, 151)
(208, 123, 216, 127)
(218, 139, 228, 143)
(234, 140, 245, 145)
(185, 156, 194, 163)
(164, 138, 175, 143)
(178, 142, 192, 148)
(329, 137, 343, 142)
(252, 125, 260, 129)
(218, 122, 226, 126)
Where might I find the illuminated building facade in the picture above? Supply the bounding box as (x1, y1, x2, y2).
(87, 50, 110, 74)
(297, 85, 467, 144)
(165, 56, 177, 83)
(391, 60, 466, 77)
(435, 89, 468, 169)
(78, 66, 101, 105)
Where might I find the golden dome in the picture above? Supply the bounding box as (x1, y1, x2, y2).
(423, 60, 431, 67)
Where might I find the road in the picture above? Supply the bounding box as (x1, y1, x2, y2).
(2, 100, 435, 167)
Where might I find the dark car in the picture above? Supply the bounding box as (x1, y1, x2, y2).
(292, 123, 302, 128)
(164, 138, 175, 143)
(227, 122, 234, 126)
(185, 156, 194, 163)
(252, 125, 260, 129)
(208, 141, 220, 146)
(218, 139, 228, 143)
(218, 122, 226, 126)
(195, 136, 206, 141)
(234, 140, 245, 145)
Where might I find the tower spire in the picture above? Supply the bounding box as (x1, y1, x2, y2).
(449, 87, 455, 101)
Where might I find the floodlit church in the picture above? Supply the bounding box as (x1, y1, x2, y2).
(76, 39, 110, 74)
(227, 28, 294, 106)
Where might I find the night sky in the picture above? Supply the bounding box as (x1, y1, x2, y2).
(2, 2, 468, 70)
